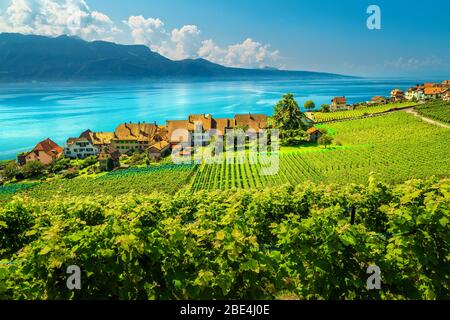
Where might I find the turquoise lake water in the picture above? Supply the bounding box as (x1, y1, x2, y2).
(0, 78, 431, 160)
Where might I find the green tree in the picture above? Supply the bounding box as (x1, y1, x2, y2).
(273, 94, 307, 130)
(318, 134, 333, 148)
(281, 129, 308, 146)
(3, 162, 20, 180)
(320, 104, 331, 113)
(22, 161, 45, 178)
(304, 100, 316, 111)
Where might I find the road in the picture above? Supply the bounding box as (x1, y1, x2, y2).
(404, 108, 450, 129)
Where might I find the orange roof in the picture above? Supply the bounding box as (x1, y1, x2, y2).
(332, 96, 346, 104)
(372, 96, 385, 101)
(307, 127, 320, 134)
(234, 114, 267, 132)
(114, 122, 159, 141)
(424, 87, 446, 95)
(28, 138, 63, 159)
(148, 140, 170, 152)
(391, 89, 404, 95)
(188, 114, 213, 131)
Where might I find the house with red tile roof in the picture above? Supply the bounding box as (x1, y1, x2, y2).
(424, 86, 447, 99)
(331, 96, 348, 111)
(371, 96, 387, 104)
(390, 89, 405, 102)
(21, 138, 63, 165)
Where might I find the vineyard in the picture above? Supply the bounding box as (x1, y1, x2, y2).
(191, 112, 450, 191)
(0, 177, 448, 299)
(309, 102, 416, 123)
(415, 100, 450, 124)
(1, 164, 197, 203)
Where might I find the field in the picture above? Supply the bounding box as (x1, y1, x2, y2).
(415, 101, 450, 124)
(1, 177, 448, 299)
(1, 164, 196, 203)
(309, 102, 416, 123)
(191, 111, 450, 191)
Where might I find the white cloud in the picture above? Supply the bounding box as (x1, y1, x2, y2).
(0, 1, 281, 68)
(0, 0, 119, 41)
(125, 15, 280, 68)
(198, 37, 281, 68)
(170, 25, 201, 60)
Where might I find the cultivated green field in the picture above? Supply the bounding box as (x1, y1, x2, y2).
(2, 110, 449, 200)
(191, 111, 450, 191)
(416, 101, 450, 124)
(309, 102, 416, 123)
(0, 164, 196, 203)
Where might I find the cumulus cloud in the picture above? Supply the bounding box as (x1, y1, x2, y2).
(124, 15, 280, 68)
(199, 38, 280, 68)
(0, 0, 119, 41)
(0, 1, 281, 68)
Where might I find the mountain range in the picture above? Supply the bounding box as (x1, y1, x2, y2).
(0, 33, 354, 81)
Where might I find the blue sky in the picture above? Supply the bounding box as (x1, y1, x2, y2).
(1, 0, 449, 77)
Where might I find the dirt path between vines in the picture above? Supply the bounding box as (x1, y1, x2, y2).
(404, 108, 450, 129)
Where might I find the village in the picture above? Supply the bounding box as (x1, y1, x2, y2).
(12, 80, 450, 174)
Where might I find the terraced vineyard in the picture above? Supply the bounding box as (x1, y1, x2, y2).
(191, 111, 450, 191)
(415, 100, 450, 124)
(310, 102, 416, 123)
(1, 164, 197, 203)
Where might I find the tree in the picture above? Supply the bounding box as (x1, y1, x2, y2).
(281, 129, 309, 146)
(320, 104, 331, 113)
(3, 162, 20, 180)
(272, 93, 307, 130)
(318, 135, 333, 148)
(304, 100, 316, 111)
(49, 157, 70, 174)
(22, 161, 45, 178)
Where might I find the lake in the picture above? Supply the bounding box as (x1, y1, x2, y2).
(0, 78, 433, 160)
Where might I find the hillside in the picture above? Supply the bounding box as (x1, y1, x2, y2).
(0, 33, 353, 82)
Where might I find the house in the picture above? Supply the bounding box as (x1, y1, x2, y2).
(214, 118, 236, 136)
(307, 127, 322, 142)
(166, 119, 193, 146)
(234, 114, 268, 133)
(98, 147, 121, 171)
(405, 87, 425, 101)
(64, 137, 98, 159)
(148, 141, 171, 161)
(390, 89, 405, 102)
(442, 80, 450, 88)
(21, 138, 63, 165)
(441, 90, 450, 102)
(371, 96, 387, 104)
(111, 122, 167, 154)
(331, 97, 348, 111)
(80, 129, 115, 150)
(166, 114, 267, 146)
(424, 87, 447, 100)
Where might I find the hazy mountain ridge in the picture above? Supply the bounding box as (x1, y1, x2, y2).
(0, 33, 355, 81)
